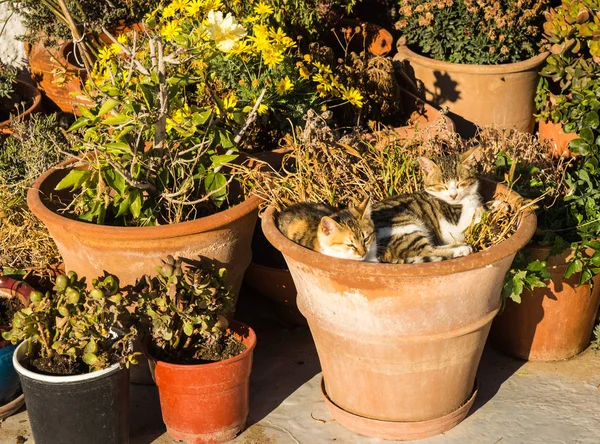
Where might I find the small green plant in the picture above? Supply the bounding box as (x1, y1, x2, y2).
(130, 256, 244, 364)
(2, 271, 138, 375)
(0, 63, 17, 100)
(394, 0, 548, 64)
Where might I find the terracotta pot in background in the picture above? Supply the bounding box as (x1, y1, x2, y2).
(148, 322, 256, 444)
(262, 181, 536, 440)
(26, 40, 93, 114)
(395, 45, 548, 138)
(27, 159, 260, 303)
(0, 80, 42, 135)
(538, 119, 579, 158)
(491, 245, 600, 361)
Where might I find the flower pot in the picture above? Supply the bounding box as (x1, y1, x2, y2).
(148, 322, 256, 444)
(394, 45, 548, 138)
(25, 40, 93, 114)
(490, 245, 600, 361)
(27, 159, 260, 301)
(261, 180, 536, 440)
(538, 119, 579, 158)
(0, 80, 43, 135)
(13, 340, 130, 444)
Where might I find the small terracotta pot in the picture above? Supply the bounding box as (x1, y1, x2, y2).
(395, 46, 548, 137)
(538, 119, 579, 158)
(0, 80, 43, 135)
(26, 40, 93, 114)
(148, 322, 256, 444)
(490, 245, 600, 361)
(261, 180, 536, 439)
(27, 159, 260, 301)
(335, 19, 393, 56)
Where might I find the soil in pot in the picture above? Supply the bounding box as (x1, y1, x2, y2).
(0, 81, 42, 134)
(260, 180, 536, 440)
(149, 321, 256, 444)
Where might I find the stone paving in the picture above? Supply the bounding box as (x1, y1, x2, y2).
(2, 290, 599, 444)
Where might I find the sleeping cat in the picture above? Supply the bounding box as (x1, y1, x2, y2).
(367, 148, 482, 263)
(276, 198, 375, 260)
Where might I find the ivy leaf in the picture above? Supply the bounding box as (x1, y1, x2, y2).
(205, 172, 227, 206)
(129, 190, 143, 219)
(580, 127, 595, 144)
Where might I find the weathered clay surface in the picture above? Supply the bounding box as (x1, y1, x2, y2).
(261, 181, 536, 428)
(27, 160, 260, 299)
(395, 46, 548, 137)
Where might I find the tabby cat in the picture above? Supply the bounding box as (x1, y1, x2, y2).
(276, 198, 375, 260)
(367, 148, 482, 264)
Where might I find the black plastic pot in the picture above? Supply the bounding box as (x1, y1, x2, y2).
(13, 341, 130, 444)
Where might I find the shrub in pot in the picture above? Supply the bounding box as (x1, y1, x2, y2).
(535, 0, 600, 157)
(248, 121, 536, 439)
(130, 257, 256, 444)
(2, 271, 138, 443)
(393, 0, 549, 136)
(0, 64, 42, 134)
(469, 127, 600, 361)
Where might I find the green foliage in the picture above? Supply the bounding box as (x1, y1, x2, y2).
(129, 256, 240, 363)
(394, 0, 548, 64)
(1, 271, 138, 374)
(502, 252, 552, 304)
(0, 63, 17, 100)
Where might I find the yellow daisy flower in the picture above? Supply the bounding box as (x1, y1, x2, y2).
(341, 86, 364, 107)
(162, 3, 178, 18)
(275, 76, 294, 96)
(97, 46, 115, 64)
(161, 21, 183, 40)
(254, 1, 274, 15)
(172, 0, 189, 11)
(263, 49, 284, 68)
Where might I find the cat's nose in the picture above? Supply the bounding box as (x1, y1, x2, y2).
(449, 191, 458, 199)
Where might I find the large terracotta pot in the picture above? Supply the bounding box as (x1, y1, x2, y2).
(0, 80, 43, 135)
(26, 40, 93, 114)
(395, 45, 548, 137)
(261, 180, 536, 440)
(27, 159, 260, 300)
(490, 245, 600, 361)
(148, 322, 256, 444)
(538, 119, 579, 158)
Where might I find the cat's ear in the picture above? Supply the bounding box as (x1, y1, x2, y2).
(319, 217, 341, 236)
(460, 147, 480, 166)
(350, 197, 371, 220)
(418, 157, 438, 175)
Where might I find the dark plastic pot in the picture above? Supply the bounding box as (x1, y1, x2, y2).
(148, 322, 257, 444)
(13, 341, 130, 444)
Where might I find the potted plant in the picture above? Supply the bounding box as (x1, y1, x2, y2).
(0, 63, 42, 135)
(3, 271, 138, 443)
(251, 120, 536, 439)
(535, 0, 600, 157)
(0, 276, 33, 419)
(476, 128, 600, 360)
(393, 0, 549, 137)
(130, 256, 256, 444)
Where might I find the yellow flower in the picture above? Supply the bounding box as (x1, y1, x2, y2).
(206, 10, 247, 52)
(251, 79, 260, 88)
(161, 21, 183, 40)
(238, 79, 245, 86)
(243, 102, 268, 115)
(254, 1, 274, 15)
(172, 0, 189, 11)
(186, 0, 203, 16)
(341, 86, 364, 107)
(275, 76, 294, 96)
(250, 24, 270, 51)
(263, 49, 284, 68)
(313, 61, 332, 74)
(110, 34, 128, 53)
(97, 46, 115, 64)
(303, 54, 312, 63)
(296, 62, 310, 79)
(162, 3, 178, 18)
(269, 27, 295, 49)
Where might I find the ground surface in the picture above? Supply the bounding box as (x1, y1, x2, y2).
(1, 289, 599, 444)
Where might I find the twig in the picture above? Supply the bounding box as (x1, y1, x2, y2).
(161, 175, 235, 205)
(105, 159, 157, 193)
(233, 88, 266, 145)
(101, 27, 150, 76)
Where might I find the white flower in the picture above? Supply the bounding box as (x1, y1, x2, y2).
(206, 10, 247, 53)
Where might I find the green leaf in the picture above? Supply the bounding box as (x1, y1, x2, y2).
(183, 322, 193, 336)
(583, 111, 599, 129)
(55, 170, 91, 191)
(564, 259, 583, 278)
(98, 98, 120, 117)
(102, 114, 132, 126)
(580, 128, 595, 144)
(68, 117, 91, 132)
(130, 190, 142, 219)
(104, 142, 131, 153)
(211, 154, 238, 168)
(77, 105, 96, 120)
(104, 169, 126, 196)
(82, 353, 98, 366)
(569, 138, 590, 155)
(205, 172, 228, 205)
(115, 198, 131, 218)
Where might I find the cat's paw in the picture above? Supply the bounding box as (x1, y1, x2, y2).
(452, 244, 473, 258)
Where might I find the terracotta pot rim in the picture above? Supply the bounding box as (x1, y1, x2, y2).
(58, 41, 87, 73)
(27, 158, 261, 240)
(0, 80, 42, 129)
(396, 45, 549, 74)
(261, 180, 537, 277)
(147, 321, 256, 370)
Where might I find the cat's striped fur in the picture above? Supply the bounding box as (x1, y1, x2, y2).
(367, 148, 482, 263)
(277, 199, 375, 261)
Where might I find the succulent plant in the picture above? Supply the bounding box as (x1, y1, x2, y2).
(130, 256, 244, 364)
(0, 63, 17, 101)
(2, 271, 138, 375)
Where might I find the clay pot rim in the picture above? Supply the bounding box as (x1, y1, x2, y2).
(261, 179, 537, 277)
(147, 321, 257, 370)
(396, 45, 549, 74)
(58, 41, 88, 73)
(0, 80, 43, 129)
(27, 158, 261, 240)
(0, 276, 34, 308)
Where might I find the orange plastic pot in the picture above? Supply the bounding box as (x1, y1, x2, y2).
(261, 180, 536, 440)
(27, 159, 260, 300)
(395, 45, 548, 137)
(491, 245, 600, 361)
(538, 119, 579, 158)
(0, 80, 42, 135)
(148, 322, 256, 444)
